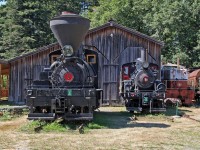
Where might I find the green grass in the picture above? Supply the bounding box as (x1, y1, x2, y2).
(86, 122, 105, 129)
(0, 100, 29, 121)
(20, 121, 79, 133)
(43, 122, 67, 132)
(19, 107, 188, 133)
(0, 111, 27, 121)
(0, 112, 13, 121)
(0, 109, 28, 121)
(134, 106, 184, 118)
(90, 111, 132, 129)
(19, 110, 132, 133)
(20, 120, 46, 133)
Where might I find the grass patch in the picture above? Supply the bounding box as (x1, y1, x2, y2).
(0, 112, 13, 121)
(20, 120, 46, 133)
(43, 122, 67, 132)
(19, 110, 132, 133)
(90, 110, 132, 129)
(86, 122, 105, 129)
(0, 109, 28, 121)
(20, 121, 79, 133)
(0, 111, 27, 121)
(19, 107, 186, 133)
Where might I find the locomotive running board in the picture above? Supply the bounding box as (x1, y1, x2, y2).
(28, 113, 55, 120)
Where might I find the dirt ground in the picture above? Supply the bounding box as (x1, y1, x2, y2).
(0, 107, 200, 150)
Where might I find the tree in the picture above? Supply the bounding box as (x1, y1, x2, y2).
(0, 0, 83, 59)
(87, 0, 200, 67)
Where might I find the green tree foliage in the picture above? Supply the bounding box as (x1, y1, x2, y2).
(0, 0, 83, 59)
(87, 0, 200, 67)
(0, 0, 199, 67)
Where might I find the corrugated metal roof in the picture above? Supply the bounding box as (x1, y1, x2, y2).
(189, 69, 200, 78)
(88, 21, 164, 46)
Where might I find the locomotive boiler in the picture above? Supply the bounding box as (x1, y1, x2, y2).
(26, 12, 102, 120)
(120, 49, 166, 113)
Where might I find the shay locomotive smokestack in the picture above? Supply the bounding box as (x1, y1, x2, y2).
(50, 12, 90, 52)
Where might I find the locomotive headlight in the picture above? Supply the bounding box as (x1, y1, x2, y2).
(142, 61, 149, 69)
(27, 90, 32, 96)
(62, 45, 74, 57)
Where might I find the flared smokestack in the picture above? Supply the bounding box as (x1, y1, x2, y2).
(50, 12, 90, 52)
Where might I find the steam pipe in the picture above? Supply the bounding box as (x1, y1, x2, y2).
(141, 49, 146, 62)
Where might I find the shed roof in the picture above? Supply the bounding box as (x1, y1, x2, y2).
(189, 69, 200, 78)
(8, 43, 59, 63)
(0, 59, 8, 64)
(7, 21, 164, 63)
(88, 21, 164, 46)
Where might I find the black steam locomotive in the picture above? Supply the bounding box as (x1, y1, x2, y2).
(120, 49, 166, 113)
(26, 12, 102, 120)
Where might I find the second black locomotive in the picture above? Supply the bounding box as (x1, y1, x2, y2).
(120, 49, 166, 113)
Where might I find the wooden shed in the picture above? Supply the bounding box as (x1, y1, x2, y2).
(8, 43, 60, 104)
(83, 21, 164, 104)
(7, 21, 164, 104)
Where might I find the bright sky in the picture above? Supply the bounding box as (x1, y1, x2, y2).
(0, 1, 6, 5)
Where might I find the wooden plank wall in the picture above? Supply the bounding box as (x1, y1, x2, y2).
(83, 26, 162, 104)
(9, 44, 60, 103)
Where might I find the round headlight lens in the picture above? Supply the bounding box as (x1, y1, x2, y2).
(142, 61, 149, 68)
(62, 45, 73, 56)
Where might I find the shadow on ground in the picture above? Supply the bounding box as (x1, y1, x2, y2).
(92, 111, 170, 129)
(0, 100, 14, 106)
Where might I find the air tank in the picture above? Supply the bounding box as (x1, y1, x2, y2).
(50, 12, 90, 51)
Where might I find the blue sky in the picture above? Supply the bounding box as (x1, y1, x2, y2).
(0, 1, 6, 5)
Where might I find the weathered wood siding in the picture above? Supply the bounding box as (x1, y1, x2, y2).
(83, 26, 162, 103)
(9, 44, 60, 103)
